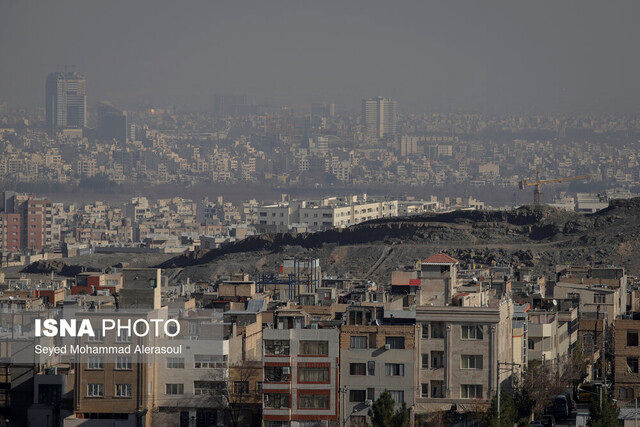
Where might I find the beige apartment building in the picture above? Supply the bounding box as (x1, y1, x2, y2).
(526, 311, 570, 366)
(414, 300, 514, 420)
(554, 266, 628, 324)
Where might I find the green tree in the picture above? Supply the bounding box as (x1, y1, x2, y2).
(588, 393, 619, 427)
(368, 391, 410, 427)
(485, 391, 518, 427)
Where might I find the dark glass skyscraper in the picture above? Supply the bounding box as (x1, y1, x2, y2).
(45, 71, 87, 132)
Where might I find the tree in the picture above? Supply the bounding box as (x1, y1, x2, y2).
(588, 393, 619, 427)
(222, 359, 262, 427)
(561, 343, 589, 388)
(516, 361, 565, 417)
(485, 391, 518, 427)
(368, 391, 410, 427)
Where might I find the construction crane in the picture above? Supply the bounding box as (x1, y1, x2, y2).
(519, 170, 592, 205)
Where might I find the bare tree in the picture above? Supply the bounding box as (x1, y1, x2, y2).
(222, 359, 262, 427)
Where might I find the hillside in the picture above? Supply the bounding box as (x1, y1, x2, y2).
(155, 197, 640, 283)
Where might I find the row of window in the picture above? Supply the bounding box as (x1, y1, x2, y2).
(419, 353, 483, 370)
(349, 388, 404, 404)
(87, 383, 131, 398)
(349, 335, 405, 349)
(264, 340, 329, 356)
(421, 323, 484, 340)
(348, 362, 405, 376)
(264, 366, 329, 383)
(85, 355, 227, 371)
(90, 381, 257, 398)
(264, 392, 330, 409)
(419, 382, 483, 399)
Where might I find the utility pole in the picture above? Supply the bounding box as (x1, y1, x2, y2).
(601, 314, 606, 410)
(497, 364, 500, 423)
(496, 362, 520, 424)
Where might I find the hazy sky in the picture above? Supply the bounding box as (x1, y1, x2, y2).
(2, 0, 640, 113)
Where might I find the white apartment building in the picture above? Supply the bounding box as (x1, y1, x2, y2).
(256, 195, 399, 233)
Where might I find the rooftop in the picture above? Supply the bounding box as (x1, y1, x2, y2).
(422, 252, 460, 265)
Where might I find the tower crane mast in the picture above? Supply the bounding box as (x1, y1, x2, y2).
(518, 170, 592, 205)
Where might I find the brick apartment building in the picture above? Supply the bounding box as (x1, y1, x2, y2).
(339, 305, 417, 426)
(614, 319, 640, 403)
(0, 192, 53, 253)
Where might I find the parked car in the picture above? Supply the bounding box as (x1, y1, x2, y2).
(531, 414, 556, 427)
(563, 390, 577, 414)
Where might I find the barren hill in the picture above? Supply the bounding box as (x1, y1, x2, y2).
(156, 197, 640, 284)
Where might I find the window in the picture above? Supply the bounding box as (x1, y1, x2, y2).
(194, 354, 227, 368)
(349, 389, 366, 402)
(234, 381, 249, 395)
(367, 388, 375, 400)
(431, 381, 444, 398)
(350, 336, 367, 349)
(87, 328, 104, 342)
(264, 340, 290, 356)
(431, 322, 445, 338)
(461, 355, 483, 370)
(421, 323, 429, 338)
(165, 384, 184, 395)
(299, 367, 329, 383)
(264, 392, 290, 408)
(256, 382, 263, 394)
(421, 383, 429, 397)
(116, 356, 132, 370)
(422, 354, 429, 369)
(594, 294, 606, 304)
(431, 351, 444, 369)
(385, 336, 405, 349)
(385, 363, 405, 376)
(87, 383, 104, 397)
(299, 392, 330, 409)
(528, 339, 535, 350)
(194, 381, 225, 395)
(115, 384, 132, 398)
(461, 325, 484, 340)
(461, 384, 483, 399)
(300, 341, 328, 355)
(350, 363, 366, 376)
(367, 361, 375, 376)
(116, 330, 132, 342)
(628, 331, 639, 347)
(627, 357, 639, 374)
(389, 390, 404, 404)
(188, 322, 198, 335)
(166, 357, 185, 369)
(265, 366, 290, 382)
(87, 356, 103, 370)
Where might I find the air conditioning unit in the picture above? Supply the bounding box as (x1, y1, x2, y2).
(283, 367, 290, 374)
(365, 399, 373, 407)
(384, 344, 391, 350)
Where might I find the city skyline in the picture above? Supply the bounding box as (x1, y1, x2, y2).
(2, 2, 640, 426)
(2, 1, 640, 113)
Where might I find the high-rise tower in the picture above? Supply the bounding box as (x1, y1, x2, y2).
(45, 71, 87, 132)
(361, 97, 397, 140)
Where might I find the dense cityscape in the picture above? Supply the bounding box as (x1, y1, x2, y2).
(3, 1, 640, 427)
